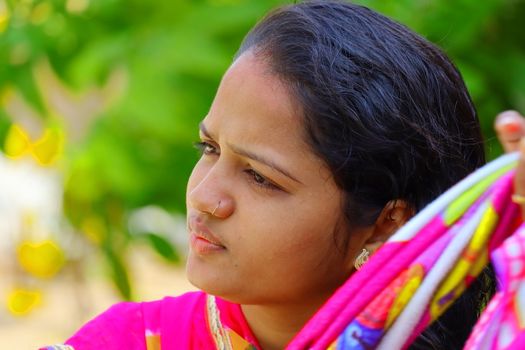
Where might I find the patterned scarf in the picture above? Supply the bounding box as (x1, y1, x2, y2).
(288, 153, 525, 350)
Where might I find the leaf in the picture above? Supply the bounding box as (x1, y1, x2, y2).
(0, 109, 11, 151)
(14, 68, 47, 116)
(141, 232, 179, 263)
(105, 248, 133, 300)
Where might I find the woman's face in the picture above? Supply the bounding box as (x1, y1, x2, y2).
(186, 51, 365, 306)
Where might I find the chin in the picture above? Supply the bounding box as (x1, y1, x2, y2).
(186, 252, 227, 295)
(186, 254, 254, 304)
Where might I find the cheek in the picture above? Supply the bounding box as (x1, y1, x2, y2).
(241, 205, 341, 270)
(239, 216, 350, 302)
(239, 186, 336, 244)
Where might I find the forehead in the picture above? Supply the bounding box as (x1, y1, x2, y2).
(205, 51, 305, 150)
(203, 51, 337, 185)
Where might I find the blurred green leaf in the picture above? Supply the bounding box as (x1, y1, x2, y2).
(0, 109, 11, 151)
(140, 233, 179, 263)
(105, 247, 132, 300)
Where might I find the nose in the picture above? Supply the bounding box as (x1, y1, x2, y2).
(187, 165, 234, 219)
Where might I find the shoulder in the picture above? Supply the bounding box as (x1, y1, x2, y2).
(55, 291, 206, 350)
(65, 301, 148, 349)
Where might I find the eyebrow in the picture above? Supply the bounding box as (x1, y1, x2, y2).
(199, 122, 302, 184)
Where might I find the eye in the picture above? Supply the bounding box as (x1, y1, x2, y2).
(244, 169, 280, 191)
(193, 141, 219, 156)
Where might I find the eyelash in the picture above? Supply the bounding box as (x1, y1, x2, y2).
(193, 141, 218, 156)
(193, 141, 281, 192)
(244, 169, 280, 191)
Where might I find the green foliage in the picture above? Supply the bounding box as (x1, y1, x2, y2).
(1, 0, 523, 299)
(140, 232, 180, 264)
(0, 109, 10, 151)
(356, 0, 525, 158)
(105, 245, 133, 300)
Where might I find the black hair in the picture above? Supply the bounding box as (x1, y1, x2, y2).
(235, 1, 494, 349)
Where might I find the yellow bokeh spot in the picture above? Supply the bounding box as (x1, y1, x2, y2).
(0, 1, 9, 33)
(17, 239, 65, 278)
(7, 288, 42, 316)
(4, 124, 31, 158)
(32, 127, 63, 165)
(4, 124, 63, 166)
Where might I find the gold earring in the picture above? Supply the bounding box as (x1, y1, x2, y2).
(211, 201, 221, 216)
(354, 248, 369, 270)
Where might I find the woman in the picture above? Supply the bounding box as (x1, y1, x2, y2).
(42, 1, 525, 349)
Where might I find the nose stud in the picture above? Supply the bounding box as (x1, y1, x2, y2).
(212, 201, 221, 216)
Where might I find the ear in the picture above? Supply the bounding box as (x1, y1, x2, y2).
(364, 199, 413, 254)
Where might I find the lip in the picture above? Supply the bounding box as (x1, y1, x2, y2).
(188, 215, 226, 255)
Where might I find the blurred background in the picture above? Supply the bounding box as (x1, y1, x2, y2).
(0, 0, 523, 348)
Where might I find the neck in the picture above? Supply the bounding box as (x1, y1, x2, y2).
(241, 297, 326, 350)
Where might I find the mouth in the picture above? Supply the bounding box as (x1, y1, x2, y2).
(188, 216, 226, 255)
